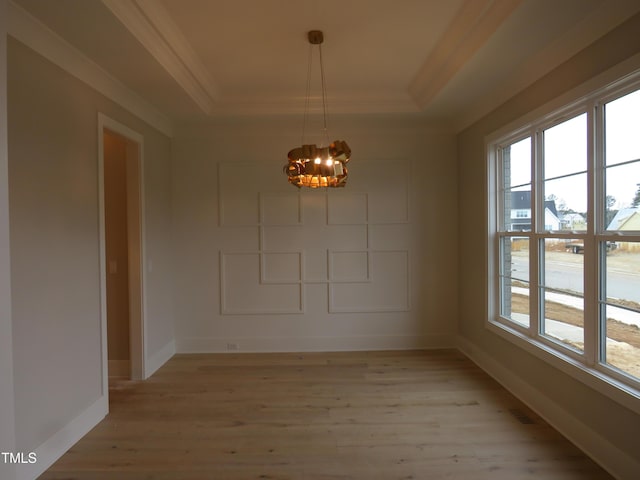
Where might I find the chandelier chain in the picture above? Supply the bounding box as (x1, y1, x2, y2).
(302, 43, 313, 145)
(319, 43, 329, 145)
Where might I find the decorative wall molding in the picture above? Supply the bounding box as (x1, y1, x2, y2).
(260, 251, 302, 284)
(220, 252, 304, 314)
(328, 250, 371, 283)
(357, 160, 411, 224)
(8, 1, 173, 137)
(328, 250, 411, 313)
(327, 192, 368, 225)
(217, 159, 412, 316)
(259, 192, 303, 226)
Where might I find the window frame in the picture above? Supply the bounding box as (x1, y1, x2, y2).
(487, 69, 640, 414)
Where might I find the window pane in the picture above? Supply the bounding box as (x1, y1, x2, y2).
(544, 174, 587, 231)
(605, 161, 640, 231)
(544, 113, 587, 179)
(505, 188, 531, 232)
(604, 242, 640, 304)
(541, 238, 584, 351)
(503, 137, 531, 188)
(501, 137, 531, 232)
(499, 237, 529, 327)
(603, 307, 640, 381)
(605, 89, 640, 166)
(602, 242, 640, 380)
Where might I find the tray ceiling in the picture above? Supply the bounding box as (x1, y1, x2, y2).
(10, 0, 640, 130)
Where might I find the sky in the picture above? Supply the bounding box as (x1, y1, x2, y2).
(508, 89, 640, 214)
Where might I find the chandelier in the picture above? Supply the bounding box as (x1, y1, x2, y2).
(284, 30, 351, 188)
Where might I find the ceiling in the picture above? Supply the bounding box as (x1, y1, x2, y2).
(10, 0, 640, 130)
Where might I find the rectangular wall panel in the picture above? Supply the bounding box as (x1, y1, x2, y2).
(260, 192, 302, 225)
(355, 160, 410, 224)
(304, 247, 328, 283)
(329, 251, 410, 312)
(329, 251, 370, 282)
(327, 191, 368, 224)
(262, 252, 302, 284)
(218, 159, 411, 315)
(221, 253, 303, 314)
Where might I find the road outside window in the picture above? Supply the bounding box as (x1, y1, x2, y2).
(490, 75, 640, 390)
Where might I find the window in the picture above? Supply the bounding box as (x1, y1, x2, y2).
(490, 73, 640, 395)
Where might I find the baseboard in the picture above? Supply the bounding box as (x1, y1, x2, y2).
(456, 336, 640, 480)
(176, 334, 456, 353)
(16, 394, 108, 480)
(108, 359, 130, 378)
(145, 339, 175, 378)
(15, 340, 174, 479)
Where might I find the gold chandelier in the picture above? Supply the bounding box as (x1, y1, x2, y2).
(284, 30, 351, 188)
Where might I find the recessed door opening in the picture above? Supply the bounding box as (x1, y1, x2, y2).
(104, 130, 131, 381)
(99, 116, 145, 398)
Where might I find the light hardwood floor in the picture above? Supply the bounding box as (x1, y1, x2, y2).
(39, 350, 612, 479)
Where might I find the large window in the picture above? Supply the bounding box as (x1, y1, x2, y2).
(490, 74, 640, 394)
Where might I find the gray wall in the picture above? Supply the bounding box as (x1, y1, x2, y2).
(172, 117, 458, 352)
(0, 1, 17, 479)
(7, 36, 174, 460)
(457, 12, 640, 476)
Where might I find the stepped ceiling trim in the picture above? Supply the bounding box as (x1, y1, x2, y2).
(101, 0, 218, 115)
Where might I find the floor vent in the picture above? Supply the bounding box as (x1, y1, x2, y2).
(508, 408, 535, 424)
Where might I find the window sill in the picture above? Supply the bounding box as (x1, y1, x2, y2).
(487, 318, 640, 415)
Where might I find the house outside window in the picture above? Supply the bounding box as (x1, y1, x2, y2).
(488, 72, 640, 394)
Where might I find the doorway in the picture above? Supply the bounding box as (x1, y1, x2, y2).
(98, 114, 145, 394)
(104, 130, 131, 380)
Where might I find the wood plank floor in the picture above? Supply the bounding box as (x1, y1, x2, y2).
(39, 350, 612, 479)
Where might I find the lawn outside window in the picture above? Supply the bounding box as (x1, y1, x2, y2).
(488, 69, 640, 403)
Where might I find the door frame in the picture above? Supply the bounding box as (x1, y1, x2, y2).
(98, 113, 147, 393)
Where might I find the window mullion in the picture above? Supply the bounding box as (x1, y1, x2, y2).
(530, 128, 542, 338)
(583, 102, 600, 367)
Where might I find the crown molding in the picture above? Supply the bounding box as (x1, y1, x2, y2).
(452, 1, 640, 132)
(101, 0, 218, 115)
(409, 0, 522, 110)
(7, 1, 173, 137)
(210, 92, 421, 116)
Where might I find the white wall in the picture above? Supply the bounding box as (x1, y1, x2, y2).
(141, 121, 175, 370)
(172, 116, 458, 352)
(7, 37, 174, 478)
(0, 1, 17, 479)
